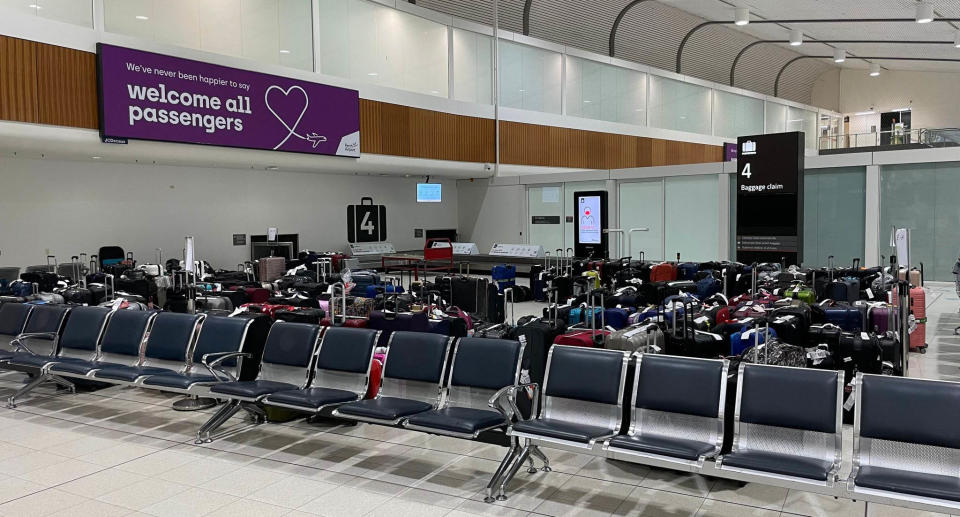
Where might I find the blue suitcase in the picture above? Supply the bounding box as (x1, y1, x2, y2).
(823, 304, 862, 332)
(677, 262, 700, 281)
(603, 307, 633, 330)
(730, 326, 778, 356)
(568, 306, 602, 326)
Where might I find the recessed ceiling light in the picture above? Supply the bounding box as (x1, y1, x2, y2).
(954, 31, 960, 48)
(583, 100, 592, 104)
(430, 90, 439, 94)
(91, 156, 101, 159)
(28, 4, 41, 9)
(734, 7, 749, 25)
(869, 63, 881, 77)
(834, 49, 846, 63)
(279, 49, 290, 54)
(915, 2, 934, 23)
(265, 165, 279, 170)
(855, 110, 876, 116)
(135, 15, 149, 20)
(367, 72, 378, 76)
(789, 29, 803, 46)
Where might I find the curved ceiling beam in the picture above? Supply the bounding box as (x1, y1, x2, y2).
(774, 55, 960, 96)
(731, 39, 954, 86)
(609, 0, 654, 57)
(522, 0, 533, 35)
(676, 18, 934, 73)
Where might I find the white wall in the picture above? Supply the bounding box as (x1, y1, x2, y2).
(812, 68, 960, 130)
(456, 179, 524, 252)
(0, 156, 458, 269)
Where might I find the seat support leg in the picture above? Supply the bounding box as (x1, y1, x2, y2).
(529, 445, 551, 472)
(863, 501, 868, 517)
(240, 402, 267, 424)
(196, 400, 241, 444)
(49, 375, 75, 393)
(7, 373, 49, 408)
(496, 445, 531, 501)
(484, 443, 520, 503)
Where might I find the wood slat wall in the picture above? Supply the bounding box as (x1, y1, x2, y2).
(36, 43, 98, 129)
(1, 35, 723, 170)
(0, 36, 39, 123)
(499, 121, 723, 169)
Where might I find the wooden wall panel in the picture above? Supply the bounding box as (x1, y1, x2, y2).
(0, 36, 39, 123)
(2, 36, 722, 170)
(36, 43, 98, 129)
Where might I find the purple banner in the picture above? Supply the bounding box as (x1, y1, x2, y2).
(724, 142, 738, 161)
(98, 44, 360, 157)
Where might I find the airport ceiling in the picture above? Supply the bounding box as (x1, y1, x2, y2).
(417, 0, 960, 104)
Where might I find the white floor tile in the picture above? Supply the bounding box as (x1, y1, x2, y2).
(58, 468, 147, 498)
(0, 487, 88, 517)
(295, 486, 390, 517)
(706, 479, 788, 511)
(95, 477, 187, 511)
(205, 498, 289, 517)
(612, 486, 703, 517)
(247, 476, 338, 509)
(140, 487, 237, 517)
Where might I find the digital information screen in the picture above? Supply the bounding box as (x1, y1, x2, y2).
(578, 195, 602, 244)
(417, 183, 442, 203)
(735, 132, 804, 264)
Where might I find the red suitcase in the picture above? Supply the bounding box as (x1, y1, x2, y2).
(649, 263, 677, 282)
(365, 358, 382, 399)
(553, 329, 607, 348)
(244, 287, 271, 304)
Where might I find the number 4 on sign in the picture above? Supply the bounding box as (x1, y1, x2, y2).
(741, 162, 751, 179)
(360, 212, 375, 235)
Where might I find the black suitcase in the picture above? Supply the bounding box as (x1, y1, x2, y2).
(275, 308, 325, 324)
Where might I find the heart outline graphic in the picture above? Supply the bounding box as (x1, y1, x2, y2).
(265, 84, 309, 150)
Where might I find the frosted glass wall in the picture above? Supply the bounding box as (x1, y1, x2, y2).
(787, 106, 818, 151)
(316, 0, 448, 96)
(0, 0, 92, 27)
(803, 167, 866, 267)
(619, 181, 664, 260)
(713, 90, 763, 139)
(527, 185, 564, 253)
(104, 0, 313, 71)
(765, 102, 787, 134)
(648, 76, 711, 135)
(499, 41, 562, 114)
(881, 162, 960, 281)
(566, 56, 646, 126)
(664, 175, 719, 262)
(452, 29, 493, 105)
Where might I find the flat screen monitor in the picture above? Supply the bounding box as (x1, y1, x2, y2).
(251, 241, 294, 261)
(417, 183, 442, 203)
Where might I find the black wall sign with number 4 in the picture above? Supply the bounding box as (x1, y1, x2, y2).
(347, 197, 387, 243)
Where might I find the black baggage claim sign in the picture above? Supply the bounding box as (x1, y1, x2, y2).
(735, 132, 804, 265)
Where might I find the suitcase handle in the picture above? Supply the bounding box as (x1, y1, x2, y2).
(853, 258, 861, 269)
(360, 197, 374, 205)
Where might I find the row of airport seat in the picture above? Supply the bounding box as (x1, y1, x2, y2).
(1, 302, 959, 513)
(514, 345, 960, 514)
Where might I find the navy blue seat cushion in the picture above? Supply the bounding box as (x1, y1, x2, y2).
(93, 365, 176, 382)
(405, 407, 506, 435)
(142, 372, 218, 390)
(9, 352, 59, 369)
(512, 418, 614, 443)
(337, 397, 433, 421)
(49, 359, 124, 376)
(722, 450, 833, 481)
(739, 365, 838, 434)
(607, 434, 716, 460)
(210, 380, 298, 399)
(0, 333, 17, 353)
(264, 387, 359, 410)
(0, 304, 31, 336)
(855, 466, 960, 502)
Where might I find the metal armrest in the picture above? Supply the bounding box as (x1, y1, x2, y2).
(489, 382, 539, 422)
(201, 352, 251, 382)
(12, 332, 58, 356)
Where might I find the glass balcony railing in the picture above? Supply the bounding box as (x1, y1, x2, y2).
(819, 128, 960, 152)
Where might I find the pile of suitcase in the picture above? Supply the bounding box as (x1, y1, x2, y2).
(513, 254, 926, 400)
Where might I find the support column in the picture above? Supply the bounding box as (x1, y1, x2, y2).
(864, 165, 881, 266)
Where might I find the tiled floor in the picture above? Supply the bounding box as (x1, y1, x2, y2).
(0, 283, 956, 517)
